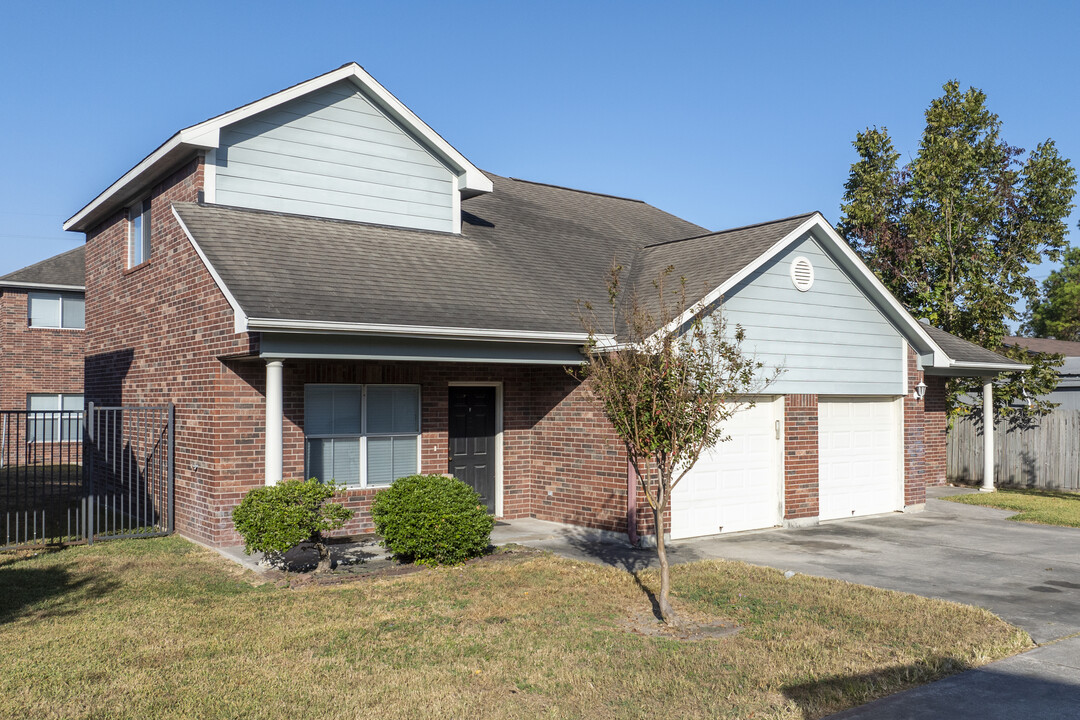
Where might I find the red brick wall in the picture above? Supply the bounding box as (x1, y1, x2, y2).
(784, 394, 818, 520)
(923, 374, 948, 486)
(903, 347, 927, 507)
(83, 155, 259, 544)
(0, 288, 84, 410)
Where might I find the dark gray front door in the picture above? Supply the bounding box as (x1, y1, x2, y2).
(448, 386, 496, 513)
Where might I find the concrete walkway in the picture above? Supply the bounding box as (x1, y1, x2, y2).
(492, 487, 1080, 718)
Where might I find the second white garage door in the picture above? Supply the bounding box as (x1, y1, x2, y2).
(671, 397, 782, 539)
(818, 398, 902, 521)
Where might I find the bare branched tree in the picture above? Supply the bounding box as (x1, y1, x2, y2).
(577, 263, 778, 625)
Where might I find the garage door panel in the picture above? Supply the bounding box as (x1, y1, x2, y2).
(819, 398, 900, 521)
(671, 399, 781, 539)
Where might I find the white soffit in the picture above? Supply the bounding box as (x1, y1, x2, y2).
(64, 63, 492, 233)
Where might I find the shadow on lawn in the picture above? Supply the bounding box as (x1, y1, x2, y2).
(0, 551, 120, 625)
(559, 529, 704, 621)
(782, 656, 974, 719)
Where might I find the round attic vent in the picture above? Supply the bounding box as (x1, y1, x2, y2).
(790, 256, 814, 292)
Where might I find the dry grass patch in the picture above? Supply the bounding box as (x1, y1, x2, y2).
(942, 487, 1080, 528)
(0, 537, 1029, 719)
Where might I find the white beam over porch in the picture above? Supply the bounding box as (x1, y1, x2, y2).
(265, 358, 284, 485)
(981, 378, 995, 492)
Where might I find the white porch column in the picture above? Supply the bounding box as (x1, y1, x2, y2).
(981, 377, 995, 492)
(265, 358, 284, 486)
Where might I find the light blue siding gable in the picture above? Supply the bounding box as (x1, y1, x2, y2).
(215, 80, 458, 232)
(720, 232, 906, 395)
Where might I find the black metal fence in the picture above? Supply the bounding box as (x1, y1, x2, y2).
(0, 403, 174, 550)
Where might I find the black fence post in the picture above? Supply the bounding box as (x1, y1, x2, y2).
(86, 401, 95, 545)
(167, 402, 175, 535)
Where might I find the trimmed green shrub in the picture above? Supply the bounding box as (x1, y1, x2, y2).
(231, 478, 354, 571)
(371, 474, 495, 566)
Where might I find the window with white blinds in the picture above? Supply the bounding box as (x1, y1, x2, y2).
(304, 384, 420, 488)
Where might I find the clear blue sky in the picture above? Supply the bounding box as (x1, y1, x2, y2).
(2, 0, 1077, 295)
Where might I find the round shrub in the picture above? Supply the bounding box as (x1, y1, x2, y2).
(232, 478, 354, 570)
(371, 474, 495, 566)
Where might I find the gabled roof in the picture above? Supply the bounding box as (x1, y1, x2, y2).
(0, 246, 85, 291)
(64, 63, 492, 233)
(172, 173, 706, 338)
(173, 179, 1025, 377)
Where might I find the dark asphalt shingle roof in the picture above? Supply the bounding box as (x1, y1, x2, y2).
(0, 246, 85, 288)
(175, 173, 707, 334)
(922, 324, 1023, 367)
(1003, 336, 1080, 358)
(624, 213, 816, 328)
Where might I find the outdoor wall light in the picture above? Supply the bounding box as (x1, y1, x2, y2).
(913, 381, 927, 400)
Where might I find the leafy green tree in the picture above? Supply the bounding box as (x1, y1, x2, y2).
(578, 265, 776, 625)
(1025, 243, 1080, 341)
(839, 81, 1075, 416)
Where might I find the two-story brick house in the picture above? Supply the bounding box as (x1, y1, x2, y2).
(62, 64, 1023, 547)
(0, 247, 85, 462)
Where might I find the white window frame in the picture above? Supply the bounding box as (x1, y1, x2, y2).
(303, 383, 421, 488)
(128, 198, 152, 268)
(27, 291, 85, 329)
(27, 393, 84, 443)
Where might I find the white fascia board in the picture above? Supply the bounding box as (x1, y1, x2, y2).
(650, 213, 952, 368)
(950, 360, 1032, 372)
(171, 205, 249, 333)
(65, 64, 490, 233)
(0, 281, 84, 291)
(245, 317, 591, 344)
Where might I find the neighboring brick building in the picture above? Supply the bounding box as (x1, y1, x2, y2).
(0, 247, 85, 464)
(63, 64, 1018, 547)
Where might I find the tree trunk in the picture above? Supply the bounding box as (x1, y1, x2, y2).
(314, 533, 332, 574)
(652, 503, 677, 626)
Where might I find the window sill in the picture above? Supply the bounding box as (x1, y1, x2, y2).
(27, 326, 85, 332)
(123, 260, 152, 277)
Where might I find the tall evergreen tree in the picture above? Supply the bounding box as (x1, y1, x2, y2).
(839, 81, 1075, 416)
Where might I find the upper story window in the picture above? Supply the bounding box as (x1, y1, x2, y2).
(28, 291, 85, 329)
(128, 198, 152, 267)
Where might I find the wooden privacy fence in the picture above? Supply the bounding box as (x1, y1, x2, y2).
(947, 410, 1080, 492)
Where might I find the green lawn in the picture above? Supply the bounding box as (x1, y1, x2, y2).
(941, 487, 1080, 528)
(0, 537, 1029, 720)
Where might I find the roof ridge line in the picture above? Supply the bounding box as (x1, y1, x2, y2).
(503, 176, 646, 204)
(640, 211, 819, 250)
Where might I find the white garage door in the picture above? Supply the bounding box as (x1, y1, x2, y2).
(671, 397, 782, 539)
(819, 398, 901, 521)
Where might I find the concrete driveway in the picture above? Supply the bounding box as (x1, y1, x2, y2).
(492, 487, 1080, 718)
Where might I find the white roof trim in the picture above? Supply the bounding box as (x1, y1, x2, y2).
(65, 63, 492, 232)
(651, 212, 952, 368)
(246, 317, 598, 345)
(0, 281, 84, 291)
(171, 205, 249, 334)
(948, 360, 1032, 372)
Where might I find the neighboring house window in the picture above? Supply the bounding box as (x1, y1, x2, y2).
(128, 198, 152, 267)
(28, 291, 85, 329)
(304, 384, 420, 487)
(28, 393, 84, 442)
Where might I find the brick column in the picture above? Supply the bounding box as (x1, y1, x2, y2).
(903, 347, 927, 508)
(784, 394, 818, 523)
